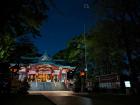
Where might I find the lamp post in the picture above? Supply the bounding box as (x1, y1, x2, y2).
(80, 1, 89, 92)
(83, 1, 89, 73)
(84, 24, 87, 72)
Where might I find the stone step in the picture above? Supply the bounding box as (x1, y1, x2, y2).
(29, 82, 67, 91)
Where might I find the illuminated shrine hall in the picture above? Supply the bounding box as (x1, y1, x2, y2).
(19, 51, 75, 82)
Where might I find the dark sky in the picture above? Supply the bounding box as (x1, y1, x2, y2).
(32, 0, 95, 56)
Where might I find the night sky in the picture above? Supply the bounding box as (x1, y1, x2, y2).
(32, 0, 95, 56)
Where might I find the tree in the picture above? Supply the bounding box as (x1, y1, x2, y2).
(8, 36, 40, 64)
(87, 21, 126, 75)
(91, 0, 140, 94)
(91, 0, 140, 67)
(0, 0, 48, 37)
(53, 35, 86, 66)
(0, 0, 49, 61)
(0, 35, 15, 61)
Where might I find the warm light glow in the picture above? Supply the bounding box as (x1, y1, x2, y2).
(80, 71, 85, 76)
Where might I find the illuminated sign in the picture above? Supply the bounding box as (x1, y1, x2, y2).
(124, 81, 131, 87)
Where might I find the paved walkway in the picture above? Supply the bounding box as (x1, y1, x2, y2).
(29, 91, 93, 105)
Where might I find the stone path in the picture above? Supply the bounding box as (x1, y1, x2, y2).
(29, 91, 93, 105)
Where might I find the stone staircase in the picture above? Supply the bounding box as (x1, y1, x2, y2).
(29, 82, 67, 91)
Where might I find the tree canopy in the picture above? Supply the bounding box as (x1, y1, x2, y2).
(0, 0, 49, 61)
(91, 0, 140, 73)
(0, 0, 48, 37)
(90, 0, 140, 94)
(8, 36, 40, 63)
(53, 35, 86, 65)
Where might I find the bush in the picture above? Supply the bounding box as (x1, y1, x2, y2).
(11, 77, 21, 94)
(18, 77, 30, 94)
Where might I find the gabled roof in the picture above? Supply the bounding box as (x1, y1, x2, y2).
(39, 51, 52, 62)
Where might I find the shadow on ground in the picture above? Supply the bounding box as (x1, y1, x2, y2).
(75, 92, 140, 105)
(0, 94, 56, 105)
